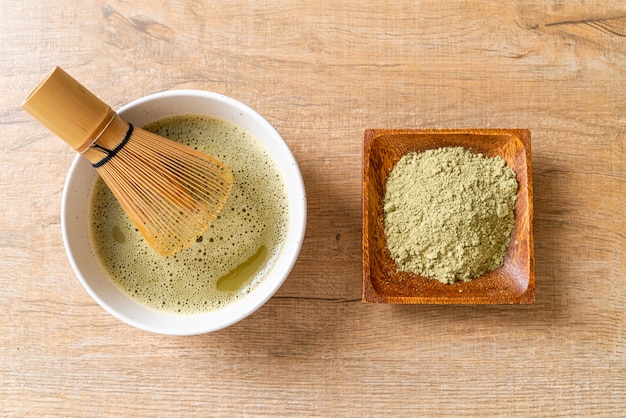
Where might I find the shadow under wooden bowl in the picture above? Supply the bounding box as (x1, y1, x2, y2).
(362, 129, 535, 304)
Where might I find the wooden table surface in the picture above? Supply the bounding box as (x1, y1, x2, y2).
(2, 1, 625, 416)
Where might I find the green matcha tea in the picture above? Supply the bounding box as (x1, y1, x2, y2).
(89, 115, 289, 314)
(384, 147, 518, 284)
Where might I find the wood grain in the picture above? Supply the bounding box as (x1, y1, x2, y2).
(1, 0, 625, 416)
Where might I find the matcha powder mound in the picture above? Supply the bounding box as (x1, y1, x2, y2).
(383, 147, 518, 284)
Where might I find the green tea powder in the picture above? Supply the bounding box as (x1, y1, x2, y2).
(384, 147, 518, 284)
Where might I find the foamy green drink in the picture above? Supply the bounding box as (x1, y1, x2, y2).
(89, 115, 289, 314)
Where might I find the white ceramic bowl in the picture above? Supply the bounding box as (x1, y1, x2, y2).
(62, 90, 306, 335)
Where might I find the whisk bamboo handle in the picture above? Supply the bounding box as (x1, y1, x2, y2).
(21, 66, 126, 162)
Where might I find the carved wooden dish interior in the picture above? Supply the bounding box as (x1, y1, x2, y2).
(362, 129, 534, 304)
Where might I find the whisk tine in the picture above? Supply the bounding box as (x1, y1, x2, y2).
(91, 125, 233, 255)
(22, 66, 233, 256)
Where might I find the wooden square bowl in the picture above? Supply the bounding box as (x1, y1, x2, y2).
(362, 129, 535, 304)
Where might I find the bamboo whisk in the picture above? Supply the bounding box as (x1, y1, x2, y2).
(22, 67, 233, 256)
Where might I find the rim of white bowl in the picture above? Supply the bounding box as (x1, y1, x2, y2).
(61, 90, 307, 335)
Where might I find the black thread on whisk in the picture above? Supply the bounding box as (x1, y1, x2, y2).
(91, 124, 134, 168)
